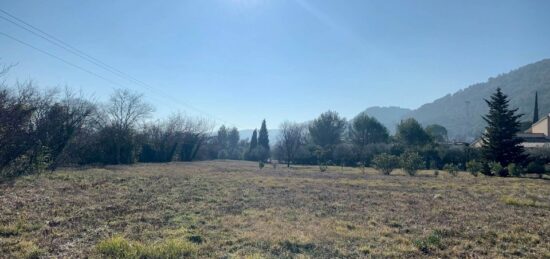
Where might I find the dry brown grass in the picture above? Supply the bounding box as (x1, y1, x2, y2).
(0, 160, 549, 258)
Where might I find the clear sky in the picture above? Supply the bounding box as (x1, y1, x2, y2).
(1, 0, 550, 129)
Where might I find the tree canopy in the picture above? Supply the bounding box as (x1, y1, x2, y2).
(425, 124, 448, 143)
(309, 111, 346, 150)
(395, 118, 431, 146)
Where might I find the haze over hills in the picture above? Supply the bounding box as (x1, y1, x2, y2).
(405, 59, 550, 141)
(236, 59, 550, 144)
(363, 59, 550, 142)
(362, 106, 412, 134)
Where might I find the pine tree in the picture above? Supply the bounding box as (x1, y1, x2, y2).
(481, 88, 526, 172)
(533, 91, 539, 124)
(249, 129, 258, 152)
(258, 119, 270, 161)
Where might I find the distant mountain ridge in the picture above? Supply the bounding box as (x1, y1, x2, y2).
(241, 59, 550, 143)
(405, 59, 550, 140)
(362, 106, 412, 134)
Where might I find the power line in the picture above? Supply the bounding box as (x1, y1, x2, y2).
(0, 8, 235, 127)
(0, 31, 122, 90)
(0, 11, 180, 110)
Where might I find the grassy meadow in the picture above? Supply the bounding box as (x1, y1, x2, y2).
(0, 160, 549, 258)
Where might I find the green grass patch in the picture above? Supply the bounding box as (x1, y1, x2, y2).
(96, 235, 198, 258)
(414, 230, 446, 254)
(0, 224, 20, 237)
(502, 196, 548, 208)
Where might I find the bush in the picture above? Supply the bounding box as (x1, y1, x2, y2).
(526, 147, 550, 164)
(372, 153, 399, 175)
(526, 161, 545, 178)
(258, 161, 265, 170)
(481, 161, 491, 176)
(433, 170, 439, 177)
(413, 230, 444, 254)
(400, 151, 424, 176)
(507, 163, 524, 177)
(489, 161, 507, 177)
(319, 163, 328, 172)
(443, 163, 459, 177)
(466, 160, 482, 177)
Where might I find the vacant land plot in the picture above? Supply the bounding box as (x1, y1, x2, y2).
(1, 160, 549, 258)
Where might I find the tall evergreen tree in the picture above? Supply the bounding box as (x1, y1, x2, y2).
(258, 119, 270, 150)
(533, 91, 539, 124)
(258, 119, 270, 161)
(249, 129, 258, 151)
(481, 88, 526, 171)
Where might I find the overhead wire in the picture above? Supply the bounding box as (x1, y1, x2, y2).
(0, 8, 236, 127)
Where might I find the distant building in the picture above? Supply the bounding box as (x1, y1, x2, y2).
(525, 113, 550, 136)
(471, 113, 550, 148)
(470, 137, 483, 148)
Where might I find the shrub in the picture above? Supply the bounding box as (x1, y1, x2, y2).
(526, 161, 545, 178)
(414, 230, 444, 254)
(319, 163, 328, 172)
(400, 151, 424, 176)
(507, 163, 524, 177)
(443, 163, 459, 177)
(258, 161, 265, 170)
(489, 161, 507, 177)
(433, 170, 439, 177)
(372, 153, 399, 175)
(481, 161, 491, 176)
(526, 147, 550, 164)
(466, 160, 482, 177)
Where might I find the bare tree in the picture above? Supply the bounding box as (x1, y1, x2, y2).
(44, 88, 96, 168)
(278, 121, 305, 167)
(169, 113, 214, 161)
(106, 89, 154, 130)
(104, 89, 153, 164)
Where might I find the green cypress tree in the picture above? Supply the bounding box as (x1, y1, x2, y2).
(249, 129, 258, 152)
(481, 88, 526, 171)
(258, 119, 270, 161)
(258, 120, 270, 149)
(533, 91, 539, 124)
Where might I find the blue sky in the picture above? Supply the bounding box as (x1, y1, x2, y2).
(1, 0, 550, 129)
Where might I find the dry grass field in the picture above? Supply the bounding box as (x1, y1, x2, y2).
(1, 160, 549, 258)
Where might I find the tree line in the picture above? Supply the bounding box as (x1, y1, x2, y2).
(1, 68, 547, 179)
(0, 80, 218, 178)
(269, 88, 547, 177)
